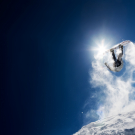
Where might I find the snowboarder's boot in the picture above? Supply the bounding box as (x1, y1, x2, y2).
(110, 49, 114, 53)
(119, 44, 123, 49)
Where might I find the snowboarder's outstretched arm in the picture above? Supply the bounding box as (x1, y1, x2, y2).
(104, 62, 115, 72)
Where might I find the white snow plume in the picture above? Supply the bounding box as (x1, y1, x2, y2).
(73, 42, 135, 135)
(89, 41, 135, 119)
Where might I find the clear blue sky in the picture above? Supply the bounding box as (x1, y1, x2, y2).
(1, 0, 135, 135)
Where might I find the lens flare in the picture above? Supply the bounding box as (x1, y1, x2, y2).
(92, 39, 107, 59)
(97, 45, 107, 55)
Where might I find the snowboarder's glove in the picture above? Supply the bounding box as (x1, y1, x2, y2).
(104, 62, 107, 66)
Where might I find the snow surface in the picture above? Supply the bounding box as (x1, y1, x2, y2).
(74, 110, 135, 135)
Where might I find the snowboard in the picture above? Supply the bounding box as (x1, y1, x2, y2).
(103, 40, 131, 54)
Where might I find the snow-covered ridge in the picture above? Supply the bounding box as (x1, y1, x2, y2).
(74, 110, 135, 135)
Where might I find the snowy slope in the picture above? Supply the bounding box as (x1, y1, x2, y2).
(74, 110, 135, 135)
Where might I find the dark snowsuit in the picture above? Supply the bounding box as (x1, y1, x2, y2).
(105, 47, 123, 72)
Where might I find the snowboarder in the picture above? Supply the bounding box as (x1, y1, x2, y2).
(104, 45, 123, 72)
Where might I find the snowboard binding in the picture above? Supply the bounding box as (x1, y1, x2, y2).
(110, 49, 114, 53)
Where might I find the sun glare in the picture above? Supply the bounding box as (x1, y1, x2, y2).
(97, 45, 106, 55)
(92, 39, 107, 58)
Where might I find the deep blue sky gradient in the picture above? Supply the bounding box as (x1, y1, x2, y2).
(1, 0, 135, 135)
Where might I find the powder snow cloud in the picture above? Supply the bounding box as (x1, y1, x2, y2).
(86, 42, 135, 122)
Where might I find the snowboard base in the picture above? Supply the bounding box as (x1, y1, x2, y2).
(103, 40, 130, 54)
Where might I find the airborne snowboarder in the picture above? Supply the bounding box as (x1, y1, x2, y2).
(104, 45, 123, 72)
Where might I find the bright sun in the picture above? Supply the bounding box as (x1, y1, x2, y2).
(93, 39, 107, 56)
(97, 45, 107, 55)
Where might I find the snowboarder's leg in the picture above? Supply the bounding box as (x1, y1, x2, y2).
(118, 45, 123, 61)
(110, 50, 117, 67)
(110, 49, 116, 62)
